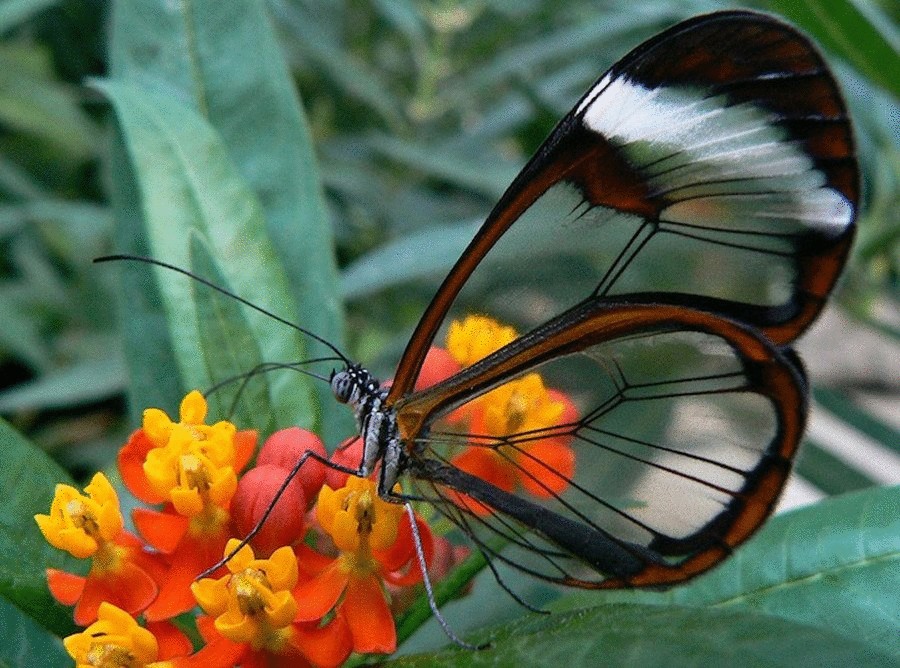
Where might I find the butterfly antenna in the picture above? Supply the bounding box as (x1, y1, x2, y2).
(405, 503, 489, 651)
(94, 254, 350, 364)
(206, 359, 336, 399)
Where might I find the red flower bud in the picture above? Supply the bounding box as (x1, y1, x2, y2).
(257, 427, 328, 505)
(232, 465, 305, 557)
(324, 437, 363, 490)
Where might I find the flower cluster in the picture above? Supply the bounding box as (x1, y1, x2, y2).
(38, 391, 433, 667)
(36, 314, 576, 667)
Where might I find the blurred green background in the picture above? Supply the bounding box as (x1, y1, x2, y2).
(0, 0, 895, 490)
(0, 0, 897, 661)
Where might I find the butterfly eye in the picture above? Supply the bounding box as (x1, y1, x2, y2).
(331, 370, 355, 404)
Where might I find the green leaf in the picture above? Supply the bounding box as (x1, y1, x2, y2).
(341, 220, 480, 299)
(0, 0, 61, 34)
(556, 486, 900, 656)
(795, 439, 876, 494)
(271, 0, 405, 128)
(388, 603, 897, 667)
(0, 419, 82, 637)
(0, 595, 69, 668)
(0, 356, 125, 412)
(188, 236, 275, 431)
(365, 135, 518, 199)
(107, 130, 185, 422)
(107, 0, 346, 440)
(813, 387, 900, 454)
(764, 0, 900, 98)
(95, 79, 315, 432)
(0, 45, 99, 159)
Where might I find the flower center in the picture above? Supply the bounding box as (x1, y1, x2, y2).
(86, 642, 137, 668)
(65, 499, 101, 538)
(180, 453, 210, 494)
(233, 568, 270, 617)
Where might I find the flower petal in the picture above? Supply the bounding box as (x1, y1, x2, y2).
(146, 620, 193, 660)
(519, 440, 575, 498)
(69, 551, 158, 626)
(46, 569, 85, 606)
(179, 390, 207, 424)
(343, 576, 395, 654)
(191, 577, 231, 618)
(145, 539, 222, 621)
(184, 620, 248, 666)
(293, 562, 347, 622)
(379, 515, 432, 587)
(233, 429, 257, 473)
(133, 507, 189, 553)
(292, 615, 353, 668)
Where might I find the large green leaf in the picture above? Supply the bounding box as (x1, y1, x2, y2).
(0, 595, 68, 668)
(107, 130, 185, 423)
(0, 419, 82, 637)
(0, 0, 60, 32)
(388, 603, 896, 667)
(107, 0, 347, 442)
(95, 79, 315, 434)
(0, 44, 98, 159)
(764, 0, 900, 99)
(555, 486, 900, 656)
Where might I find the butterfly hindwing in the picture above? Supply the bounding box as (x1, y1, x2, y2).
(398, 300, 806, 586)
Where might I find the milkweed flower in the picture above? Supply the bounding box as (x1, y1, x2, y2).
(63, 602, 191, 668)
(446, 315, 518, 368)
(442, 316, 579, 512)
(35, 473, 165, 625)
(294, 476, 432, 655)
(117, 390, 256, 620)
(190, 540, 351, 668)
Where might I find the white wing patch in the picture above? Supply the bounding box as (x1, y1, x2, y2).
(579, 75, 852, 236)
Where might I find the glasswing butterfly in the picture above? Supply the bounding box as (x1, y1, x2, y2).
(112, 9, 857, 596)
(326, 9, 857, 591)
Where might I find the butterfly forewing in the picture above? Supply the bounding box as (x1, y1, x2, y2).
(388, 11, 857, 402)
(397, 302, 805, 586)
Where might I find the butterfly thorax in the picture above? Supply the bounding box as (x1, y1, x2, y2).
(331, 364, 404, 496)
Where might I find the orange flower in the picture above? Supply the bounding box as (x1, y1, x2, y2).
(294, 477, 432, 655)
(190, 540, 351, 668)
(63, 602, 191, 668)
(446, 315, 517, 368)
(119, 391, 255, 515)
(117, 391, 256, 621)
(35, 473, 165, 625)
(442, 316, 579, 513)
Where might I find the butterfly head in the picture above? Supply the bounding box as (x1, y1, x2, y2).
(330, 364, 380, 407)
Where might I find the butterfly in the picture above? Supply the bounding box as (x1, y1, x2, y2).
(325, 9, 857, 590)
(111, 9, 858, 592)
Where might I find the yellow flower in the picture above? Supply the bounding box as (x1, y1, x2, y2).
(192, 540, 298, 651)
(35, 473, 123, 559)
(446, 315, 518, 368)
(477, 373, 564, 437)
(140, 390, 239, 517)
(317, 476, 403, 559)
(63, 602, 161, 668)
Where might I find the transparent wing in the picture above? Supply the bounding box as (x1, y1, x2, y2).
(389, 11, 856, 401)
(399, 301, 806, 587)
